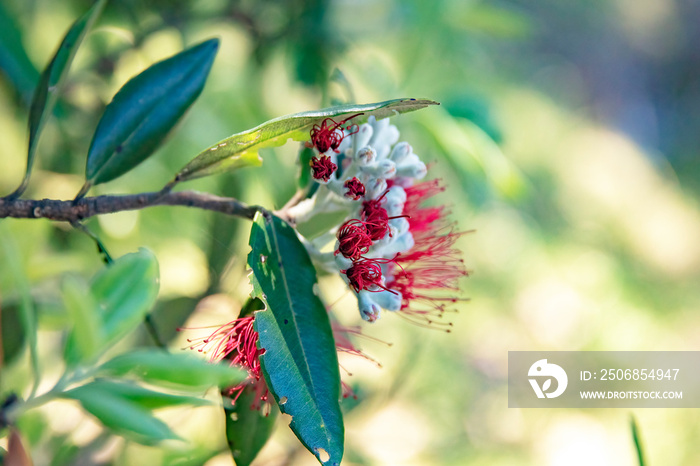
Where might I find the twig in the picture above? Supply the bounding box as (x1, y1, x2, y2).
(0, 190, 261, 222)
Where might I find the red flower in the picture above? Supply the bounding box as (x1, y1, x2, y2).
(385, 180, 469, 329)
(344, 177, 366, 200)
(362, 195, 391, 241)
(336, 219, 373, 260)
(309, 114, 362, 153)
(187, 316, 270, 410)
(310, 155, 337, 182)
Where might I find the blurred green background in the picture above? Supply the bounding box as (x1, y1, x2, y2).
(2, 0, 700, 464)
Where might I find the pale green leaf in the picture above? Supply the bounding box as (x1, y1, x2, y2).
(175, 98, 438, 182)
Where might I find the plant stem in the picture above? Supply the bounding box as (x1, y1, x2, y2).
(0, 190, 261, 222)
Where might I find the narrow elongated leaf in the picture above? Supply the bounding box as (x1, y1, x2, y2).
(631, 415, 646, 466)
(175, 98, 438, 182)
(65, 380, 210, 410)
(97, 349, 246, 390)
(90, 248, 159, 347)
(62, 275, 103, 366)
(0, 2, 40, 103)
(248, 212, 343, 466)
(82, 38, 219, 190)
(64, 385, 177, 444)
(6, 0, 105, 199)
(224, 388, 278, 466)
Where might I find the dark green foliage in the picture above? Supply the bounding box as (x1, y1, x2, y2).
(248, 212, 344, 465)
(83, 38, 219, 189)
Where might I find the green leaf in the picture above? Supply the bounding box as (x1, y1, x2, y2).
(61, 276, 103, 366)
(97, 349, 246, 390)
(6, 0, 105, 199)
(630, 415, 646, 466)
(90, 248, 159, 347)
(1, 303, 26, 366)
(224, 388, 278, 466)
(82, 38, 219, 190)
(248, 212, 344, 466)
(0, 2, 40, 103)
(63, 384, 177, 444)
(175, 98, 439, 182)
(65, 380, 210, 410)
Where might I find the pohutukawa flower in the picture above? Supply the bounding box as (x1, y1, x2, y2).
(385, 180, 469, 329)
(336, 220, 373, 260)
(296, 114, 468, 324)
(309, 114, 361, 153)
(186, 316, 270, 410)
(342, 259, 384, 293)
(344, 177, 366, 200)
(362, 198, 390, 241)
(310, 155, 337, 182)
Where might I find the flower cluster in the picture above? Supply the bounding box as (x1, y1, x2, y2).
(300, 115, 468, 325)
(188, 315, 373, 410)
(186, 113, 468, 412)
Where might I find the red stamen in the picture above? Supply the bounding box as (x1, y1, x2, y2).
(344, 177, 366, 200)
(309, 113, 363, 153)
(342, 257, 400, 293)
(310, 155, 337, 182)
(336, 219, 373, 260)
(186, 316, 270, 411)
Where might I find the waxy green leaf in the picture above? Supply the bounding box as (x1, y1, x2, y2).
(61, 276, 103, 366)
(63, 249, 159, 363)
(98, 349, 246, 391)
(248, 212, 344, 466)
(224, 388, 278, 466)
(175, 98, 438, 182)
(90, 248, 159, 347)
(0, 2, 40, 103)
(65, 380, 211, 410)
(64, 385, 177, 444)
(6, 0, 105, 199)
(80, 38, 219, 192)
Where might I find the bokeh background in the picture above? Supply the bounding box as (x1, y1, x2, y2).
(2, 0, 700, 464)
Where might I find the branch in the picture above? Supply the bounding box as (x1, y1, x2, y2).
(0, 190, 260, 222)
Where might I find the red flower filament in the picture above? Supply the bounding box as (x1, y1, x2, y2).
(310, 155, 337, 182)
(309, 113, 362, 153)
(385, 180, 469, 330)
(336, 220, 373, 260)
(186, 316, 269, 410)
(344, 177, 366, 200)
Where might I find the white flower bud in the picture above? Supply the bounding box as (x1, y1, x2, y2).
(357, 292, 382, 322)
(371, 289, 403, 311)
(360, 159, 396, 179)
(355, 146, 377, 166)
(364, 178, 388, 199)
(384, 186, 407, 216)
(396, 154, 427, 179)
(390, 142, 413, 164)
(354, 124, 373, 150)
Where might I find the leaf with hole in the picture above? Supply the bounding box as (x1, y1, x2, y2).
(248, 212, 344, 466)
(175, 98, 438, 182)
(224, 388, 278, 466)
(80, 38, 219, 193)
(6, 0, 105, 199)
(97, 349, 246, 391)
